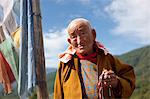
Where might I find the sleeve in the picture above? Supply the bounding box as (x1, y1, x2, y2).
(54, 62, 64, 99)
(112, 56, 136, 98)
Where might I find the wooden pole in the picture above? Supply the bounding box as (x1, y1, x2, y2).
(31, 0, 49, 99)
(0, 26, 5, 43)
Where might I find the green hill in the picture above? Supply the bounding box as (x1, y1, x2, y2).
(47, 45, 150, 99)
(117, 45, 150, 99)
(47, 70, 57, 95)
(0, 45, 149, 99)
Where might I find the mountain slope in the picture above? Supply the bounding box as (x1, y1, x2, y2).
(46, 45, 150, 98)
(117, 45, 150, 99)
(0, 45, 149, 99)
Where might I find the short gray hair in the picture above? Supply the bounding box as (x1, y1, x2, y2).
(67, 18, 92, 31)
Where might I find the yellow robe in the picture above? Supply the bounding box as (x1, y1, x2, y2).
(11, 27, 21, 48)
(54, 49, 135, 99)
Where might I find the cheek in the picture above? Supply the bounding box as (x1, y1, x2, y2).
(70, 39, 77, 46)
(85, 36, 94, 44)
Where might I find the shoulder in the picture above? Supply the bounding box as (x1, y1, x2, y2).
(58, 55, 77, 69)
(97, 48, 115, 60)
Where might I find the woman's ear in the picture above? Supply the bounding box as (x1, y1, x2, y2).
(92, 29, 96, 40)
(67, 38, 71, 44)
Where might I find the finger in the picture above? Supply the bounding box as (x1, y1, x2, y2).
(102, 69, 107, 74)
(103, 68, 108, 72)
(104, 74, 107, 79)
(108, 75, 111, 79)
(108, 71, 115, 76)
(109, 70, 114, 73)
(99, 70, 108, 80)
(104, 72, 112, 79)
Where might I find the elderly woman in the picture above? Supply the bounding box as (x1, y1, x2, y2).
(54, 18, 135, 99)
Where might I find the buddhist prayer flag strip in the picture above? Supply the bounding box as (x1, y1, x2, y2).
(1, 0, 49, 98)
(0, 0, 19, 94)
(18, 0, 37, 98)
(18, 0, 49, 98)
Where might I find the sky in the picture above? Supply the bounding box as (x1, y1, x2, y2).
(39, 0, 150, 68)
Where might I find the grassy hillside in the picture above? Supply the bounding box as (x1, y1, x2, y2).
(0, 71, 56, 99)
(47, 70, 57, 95)
(0, 45, 149, 99)
(0, 85, 19, 99)
(46, 45, 150, 98)
(117, 45, 150, 99)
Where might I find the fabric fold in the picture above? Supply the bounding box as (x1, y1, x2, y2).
(0, 51, 15, 94)
(59, 41, 108, 63)
(0, 37, 19, 82)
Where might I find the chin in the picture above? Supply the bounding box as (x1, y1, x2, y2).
(77, 50, 87, 55)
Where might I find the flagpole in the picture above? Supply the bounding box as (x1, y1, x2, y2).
(18, 0, 28, 98)
(31, 0, 49, 98)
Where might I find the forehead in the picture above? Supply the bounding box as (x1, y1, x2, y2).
(68, 22, 90, 34)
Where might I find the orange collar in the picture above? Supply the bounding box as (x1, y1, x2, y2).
(59, 41, 108, 63)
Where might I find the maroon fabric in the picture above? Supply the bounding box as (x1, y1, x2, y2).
(0, 52, 15, 83)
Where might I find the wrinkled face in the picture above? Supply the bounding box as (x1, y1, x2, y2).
(68, 22, 96, 55)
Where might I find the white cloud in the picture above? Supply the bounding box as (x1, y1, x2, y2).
(43, 28, 68, 68)
(105, 0, 150, 44)
(78, 0, 109, 18)
(92, 7, 107, 18)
